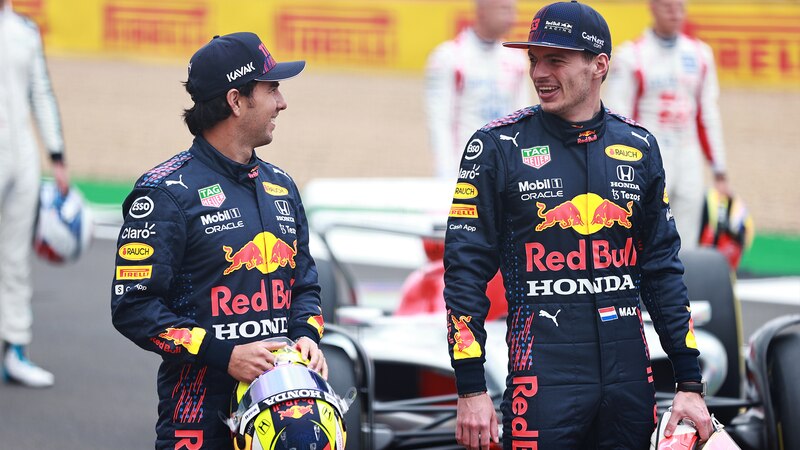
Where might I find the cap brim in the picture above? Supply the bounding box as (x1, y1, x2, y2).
(502, 41, 586, 51)
(255, 60, 306, 82)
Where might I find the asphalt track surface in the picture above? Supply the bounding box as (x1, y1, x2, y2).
(0, 239, 798, 449)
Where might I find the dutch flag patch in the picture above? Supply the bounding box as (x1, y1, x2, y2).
(598, 306, 618, 322)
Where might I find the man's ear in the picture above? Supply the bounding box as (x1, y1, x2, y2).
(226, 88, 242, 116)
(595, 53, 610, 80)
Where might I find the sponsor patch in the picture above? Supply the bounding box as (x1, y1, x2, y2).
(120, 223, 157, 240)
(263, 182, 289, 196)
(454, 182, 478, 199)
(451, 315, 482, 360)
(521, 146, 551, 169)
(449, 204, 478, 218)
(198, 184, 226, 208)
(576, 130, 597, 144)
(464, 139, 484, 160)
(598, 306, 618, 322)
(604, 145, 642, 161)
(116, 265, 153, 280)
(118, 243, 154, 261)
(129, 196, 154, 219)
(459, 164, 481, 180)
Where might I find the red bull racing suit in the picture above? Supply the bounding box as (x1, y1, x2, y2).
(111, 136, 324, 449)
(444, 105, 701, 449)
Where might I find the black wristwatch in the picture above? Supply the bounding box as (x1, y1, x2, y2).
(676, 380, 707, 397)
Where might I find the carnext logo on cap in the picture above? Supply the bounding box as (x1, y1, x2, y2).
(582, 32, 605, 49)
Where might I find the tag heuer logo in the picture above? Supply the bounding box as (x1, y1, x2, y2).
(521, 146, 551, 169)
(198, 184, 226, 208)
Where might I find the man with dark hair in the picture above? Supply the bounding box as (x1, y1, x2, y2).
(111, 32, 327, 449)
(0, 0, 68, 388)
(443, 2, 711, 449)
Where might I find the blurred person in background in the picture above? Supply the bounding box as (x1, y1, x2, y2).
(111, 32, 326, 449)
(604, 0, 729, 249)
(0, 0, 68, 388)
(425, 0, 530, 180)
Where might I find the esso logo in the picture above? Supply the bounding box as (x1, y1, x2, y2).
(464, 139, 484, 161)
(129, 196, 154, 219)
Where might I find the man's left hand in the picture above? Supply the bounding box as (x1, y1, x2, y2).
(665, 391, 712, 441)
(296, 336, 328, 379)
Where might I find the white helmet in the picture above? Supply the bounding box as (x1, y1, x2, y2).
(651, 410, 741, 449)
(33, 180, 93, 263)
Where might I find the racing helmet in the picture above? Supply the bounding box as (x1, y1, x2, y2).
(33, 180, 93, 264)
(698, 188, 755, 270)
(227, 340, 348, 450)
(650, 410, 741, 450)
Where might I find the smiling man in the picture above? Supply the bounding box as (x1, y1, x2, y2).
(111, 32, 327, 449)
(442, 2, 711, 449)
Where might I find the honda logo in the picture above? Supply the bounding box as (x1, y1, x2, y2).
(274, 200, 291, 216)
(616, 165, 635, 182)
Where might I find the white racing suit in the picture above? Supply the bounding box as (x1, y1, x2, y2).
(604, 29, 726, 248)
(425, 27, 530, 180)
(0, 6, 64, 345)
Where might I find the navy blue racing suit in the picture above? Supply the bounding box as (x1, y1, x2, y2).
(111, 136, 324, 449)
(444, 105, 701, 449)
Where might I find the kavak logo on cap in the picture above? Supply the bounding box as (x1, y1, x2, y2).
(187, 32, 306, 102)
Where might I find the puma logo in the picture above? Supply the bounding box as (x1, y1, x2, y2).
(500, 132, 520, 147)
(165, 174, 188, 189)
(539, 309, 561, 327)
(631, 131, 651, 148)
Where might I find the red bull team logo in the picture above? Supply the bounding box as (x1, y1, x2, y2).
(576, 130, 597, 144)
(451, 315, 482, 360)
(159, 327, 205, 354)
(222, 232, 296, 275)
(278, 404, 314, 420)
(535, 194, 633, 235)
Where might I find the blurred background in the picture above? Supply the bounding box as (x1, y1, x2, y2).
(0, 0, 797, 448)
(15, 0, 800, 276)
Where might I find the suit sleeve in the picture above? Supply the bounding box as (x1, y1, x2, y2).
(28, 25, 65, 161)
(443, 131, 506, 394)
(287, 189, 324, 344)
(110, 187, 234, 372)
(638, 137, 702, 383)
(425, 44, 460, 179)
(696, 41, 727, 175)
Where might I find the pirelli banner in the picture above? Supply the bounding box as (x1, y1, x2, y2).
(13, 0, 800, 89)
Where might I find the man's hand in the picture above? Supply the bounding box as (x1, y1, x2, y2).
(52, 161, 69, 196)
(665, 391, 713, 441)
(227, 340, 288, 383)
(455, 393, 499, 450)
(295, 336, 328, 379)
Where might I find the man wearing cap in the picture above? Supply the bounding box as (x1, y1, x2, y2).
(443, 2, 711, 448)
(111, 32, 327, 449)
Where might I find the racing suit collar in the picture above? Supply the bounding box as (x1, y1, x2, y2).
(190, 135, 260, 183)
(539, 104, 607, 145)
